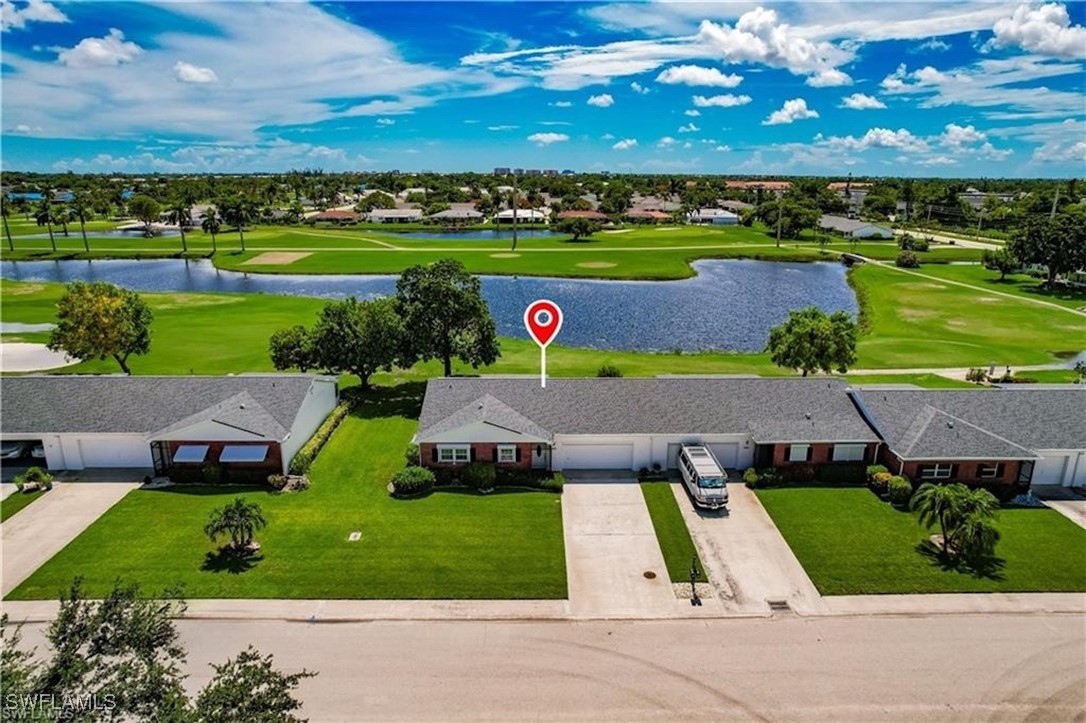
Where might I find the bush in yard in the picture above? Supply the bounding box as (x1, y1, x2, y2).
(899, 235, 929, 252)
(201, 462, 223, 485)
(866, 464, 888, 484)
(404, 443, 420, 467)
(870, 471, 892, 494)
(390, 466, 436, 497)
(887, 475, 913, 506)
(743, 468, 760, 488)
(597, 364, 622, 377)
(267, 474, 288, 490)
(14, 466, 53, 492)
(288, 400, 351, 474)
(896, 250, 920, 268)
(461, 462, 497, 491)
(966, 367, 988, 384)
(815, 463, 866, 485)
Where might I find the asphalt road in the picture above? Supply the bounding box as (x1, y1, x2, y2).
(14, 613, 1084, 721)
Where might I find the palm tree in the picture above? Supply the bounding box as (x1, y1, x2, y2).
(911, 482, 967, 555)
(204, 497, 267, 552)
(201, 206, 222, 254)
(955, 510, 1001, 560)
(166, 199, 192, 253)
(35, 198, 57, 252)
(221, 198, 255, 251)
(1, 195, 13, 251)
(69, 193, 94, 253)
(56, 206, 72, 237)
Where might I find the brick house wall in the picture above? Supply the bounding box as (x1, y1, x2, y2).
(878, 448, 1023, 485)
(419, 442, 534, 470)
(165, 440, 282, 474)
(769, 442, 879, 466)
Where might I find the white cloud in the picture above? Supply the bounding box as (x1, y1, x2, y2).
(57, 28, 142, 67)
(678, 122, 700, 133)
(655, 64, 743, 87)
(692, 93, 752, 108)
(587, 93, 614, 107)
(806, 68, 853, 87)
(601, 132, 615, 139)
(656, 136, 677, 148)
(550, 100, 573, 107)
(612, 138, 638, 150)
(376, 117, 396, 126)
(913, 38, 951, 53)
(714, 145, 732, 152)
(1, 0, 67, 32)
(917, 155, 957, 166)
(988, 3, 1086, 59)
(528, 132, 569, 145)
(763, 98, 819, 125)
(684, 109, 701, 116)
(174, 61, 218, 84)
(683, 141, 692, 149)
(817, 127, 930, 152)
(487, 124, 518, 131)
(940, 122, 985, 148)
(840, 92, 887, 110)
(1031, 138, 1086, 162)
(630, 81, 649, 94)
(538, 120, 572, 126)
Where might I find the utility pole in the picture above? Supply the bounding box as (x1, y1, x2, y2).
(511, 173, 519, 251)
(775, 194, 783, 248)
(976, 209, 984, 233)
(1050, 187, 1059, 220)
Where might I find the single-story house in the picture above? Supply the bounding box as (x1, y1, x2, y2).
(625, 209, 672, 223)
(494, 209, 547, 223)
(309, 210, 360, 224)
(688, 208, 739, 225)
(852, 387, 1086, 487)
(820, 215, 893, 239)
(414, 378, 880, 473)
(0, 375, 338, 476)
(428, 208, 484, 222)
(556, 210, 609, 222)
(719, 200, 754, 213)
(369, 208, 423, 223)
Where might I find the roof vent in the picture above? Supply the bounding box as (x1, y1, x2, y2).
(240, 403, 246, 409)
(947, 421, 954, 429)
(805, 412, 812, 420)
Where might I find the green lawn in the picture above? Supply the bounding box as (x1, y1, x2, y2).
(7, 386, 567, 600)
(640, 482, 705, 583)
(1011, 369, 1083, 384)
(0, 488, 45, 522)
(844, 373, 976, 388)
(757, 488, 1086, 595)
(910, 264, 1086, 310)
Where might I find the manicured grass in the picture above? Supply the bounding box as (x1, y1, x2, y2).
(845, 374, 977, 388)
(912, 263, 1086, 310)
(0, 488, 45, 522)
(851, 263, 1086, 368)
(640, 482, 705, 583)
(1010, 369, 1083, 384)
(8, 386, 567, 600)
(757, 488, 1086, 595)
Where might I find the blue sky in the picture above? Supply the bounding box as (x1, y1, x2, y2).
(1, 1, 1084, 177)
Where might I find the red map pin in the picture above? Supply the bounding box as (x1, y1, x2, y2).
(524, 299, 563, 387)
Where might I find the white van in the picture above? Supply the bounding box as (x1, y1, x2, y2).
(678, 445, 729, 510)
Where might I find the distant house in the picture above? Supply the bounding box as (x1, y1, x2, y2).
(495, 209, 547, 223)
(725, 180, 791, 192)
(630, 195, 681, 213)
(556, 210, 609, 222)
(688, 208, 739, 225)
(625, 209, 672, 224)
(369, 208, 423, 223)
(719, 200, 754, 213)
(309, 210, 360, 225)
(0, 375, 338, 476)
(820, 215, 893, 239)
(428, 208, 484, 223)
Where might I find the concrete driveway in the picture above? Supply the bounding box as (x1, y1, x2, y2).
(1033, 486, 1086, 530)
(562, 481, 677, 618)
(672, 482, 824, 615)
(2, 480, 139, 596)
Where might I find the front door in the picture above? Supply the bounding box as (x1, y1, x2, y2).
(532, 445, 549, 470)
(151, 441, 169, 475)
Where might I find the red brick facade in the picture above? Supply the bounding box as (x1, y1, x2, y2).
(770, 442, 879, 466)
(878, 448, 1024, 485)
(420, 442, 534, 470)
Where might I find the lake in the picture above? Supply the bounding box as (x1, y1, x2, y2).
(0, 259, 857, 353)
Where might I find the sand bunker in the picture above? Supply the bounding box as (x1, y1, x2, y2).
(489, 253, 521, 258)
(1, 343, 79, 372)
(576, 262, 617, 269)
(242, 252, 312, 266)
(602, 229, 633, 234)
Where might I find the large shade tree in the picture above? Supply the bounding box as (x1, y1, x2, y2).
(1008, 215, 1086, 288)
(127, 194, 162, 237)
(308, 296, 404, 389)
(395, 259, 500, 377)
(766, 306, 858, 376)
(48, 281, 153, 374)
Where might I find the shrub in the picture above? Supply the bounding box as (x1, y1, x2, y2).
(390, 466, 436, 497)
(870, 471, 892, 494)
(815, 463, 866, 485)
(896, 250, 920, 268)
(651, 462, 662, 472)
(597, 364, 623, 378)
(887, 475, 913, 506)
(201, 462, 223, 485)
(866, 464, 888, 483)
(743, 468, 760, 488)
(15, 466, 53, 491)
(966, 367, 988, 384)
(639, 466, 650, 478)
(404, 443, 420, 467)
(289, 400, 352, 474)
(460, 462, 497, 491)
(267, 474, 288, 490)
(494, 468, 564, 492)
(899, 235, 929, 252)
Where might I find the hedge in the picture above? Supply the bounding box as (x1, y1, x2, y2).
(288, 400, 353, 474)
(390, 466, 436, 497)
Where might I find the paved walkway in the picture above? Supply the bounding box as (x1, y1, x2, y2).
(561, 481, 682, 618)
(1032, 486, 1086, 530)
(673, 482, 825, 615)
(1, 480, 139, 596)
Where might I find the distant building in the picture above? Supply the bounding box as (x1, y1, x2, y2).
(309, 210, 360, 225)
(819, 215, 893, 239)
(369, 208, 424, 223)
(725, 180, 791, 192)
(556, 210, 609, 222)
(719, 200, 754, 212)
(625, 209, 672, 224)
(495, 209, 547, 223)
(493, 167, 511, 176)
(428, 208, 484, 222)
(688, 208, 739, 225)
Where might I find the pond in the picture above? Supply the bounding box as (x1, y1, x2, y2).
(382, 229, 563, 241)
(0, 259, 858, 353)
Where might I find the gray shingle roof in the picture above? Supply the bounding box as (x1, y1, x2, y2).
(819, 215, 892, 234)
(418, 378, 878, 442)
(853, 388, 1086, 459)
(419, 394, 552, 441)
(1, 375, 330, 439)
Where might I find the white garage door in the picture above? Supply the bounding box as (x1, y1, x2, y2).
(708, 443, 739, 469)
(77, 437, 153, 468)
(1031, 454, 1069, 486)
(562, 444, 634, 470)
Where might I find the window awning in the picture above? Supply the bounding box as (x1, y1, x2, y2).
(172, 444, 210, 464)
(219, 445, 270, 463)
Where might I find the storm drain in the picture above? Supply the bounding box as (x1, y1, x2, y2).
(348, 531, 362, 542)
(643, 571, 657, 580)
(766, 599, 792, 613)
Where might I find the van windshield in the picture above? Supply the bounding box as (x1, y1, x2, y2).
(698, 476, 725, 489)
